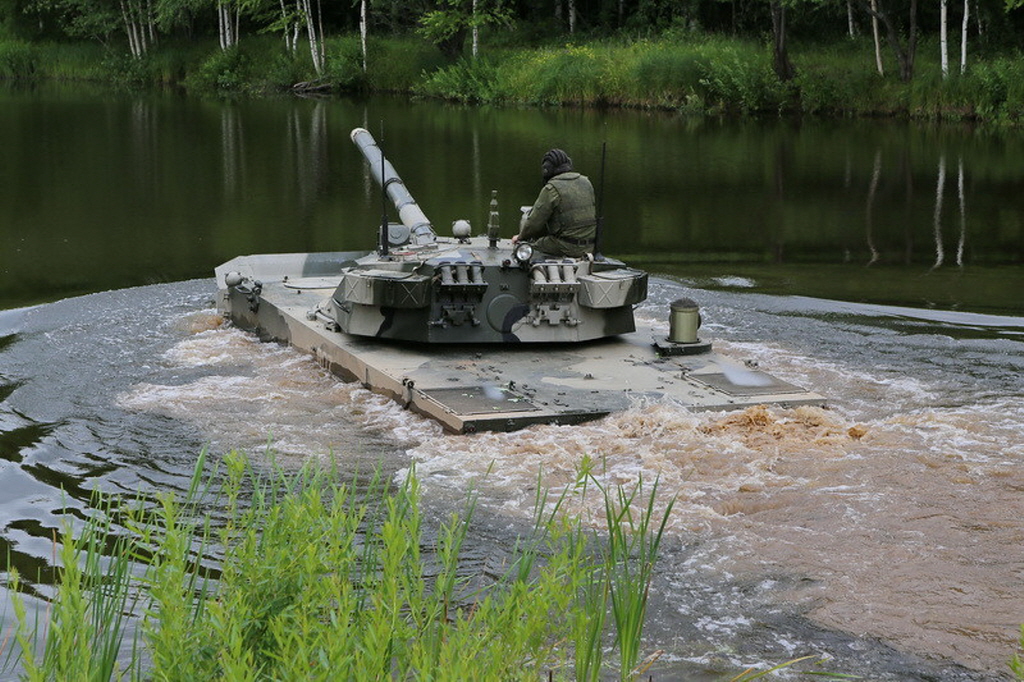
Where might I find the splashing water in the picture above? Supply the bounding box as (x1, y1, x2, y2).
(2, 278, 1022, 679)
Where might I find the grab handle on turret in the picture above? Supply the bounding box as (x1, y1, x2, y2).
(350, 127, 436, 246)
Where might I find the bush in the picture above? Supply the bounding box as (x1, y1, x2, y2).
(970, 56, 1024, 121)
(417, 55, 506, 102)
(697, 45, 787, 113)
(184, 46, 257, 93)
(99, 51, 158, 87)
(0, 40, 36, 78)
(320, 35, 369, 91)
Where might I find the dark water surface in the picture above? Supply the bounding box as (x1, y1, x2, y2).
(2, 83, 1024, 679)
(1, 82, 1022, 313)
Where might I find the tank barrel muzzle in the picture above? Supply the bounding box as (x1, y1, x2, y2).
(351, 128, 435, 245)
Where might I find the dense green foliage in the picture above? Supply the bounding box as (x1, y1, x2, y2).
(4, 32, 1024, 120)
(1, 0, 1024, 120)
(1, 452, 682, 680)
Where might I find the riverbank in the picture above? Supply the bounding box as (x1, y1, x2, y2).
(2, 33, 1023, 123)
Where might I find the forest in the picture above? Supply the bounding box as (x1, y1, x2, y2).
(2, 0, 1024, 118)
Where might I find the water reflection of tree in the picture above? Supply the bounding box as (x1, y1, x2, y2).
(221, 105, 244, 197)
(131, 99, 157, 193)
(930, 153, 967, 271)
(865, 149, 882, 266)
(286, 100, 328, 224)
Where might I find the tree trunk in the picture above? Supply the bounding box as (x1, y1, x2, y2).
(278, 0, 291, 52)
(472, 0, 478, 58)
(871, 0, 884, 75)
(960, 0, 969, 74)
(866, 0, 917, 82)
(146, 0, 155, 46)
(568, 0, 576, 33)
(847, 0, 857, 37)
(301, 0, 325, 75)
(360, 0, 367, 72)
(769, 0, 796, 81)
(940, 0, 949, 77)
(120, 0, 150, 58)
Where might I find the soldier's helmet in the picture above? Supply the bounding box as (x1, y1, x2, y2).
(542, 149, 573, 181)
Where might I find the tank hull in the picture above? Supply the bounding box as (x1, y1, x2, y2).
(215, 253, 825, 434)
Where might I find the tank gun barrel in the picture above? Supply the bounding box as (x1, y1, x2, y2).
(350, 127, 435, 245)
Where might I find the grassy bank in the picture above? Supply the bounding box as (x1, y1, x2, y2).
(3, 33, 1024, 122)
(1, 452, 688, 680)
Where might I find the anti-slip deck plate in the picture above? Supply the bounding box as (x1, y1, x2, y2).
(689, 372, 805, 397)
(421, 386, 540, 415)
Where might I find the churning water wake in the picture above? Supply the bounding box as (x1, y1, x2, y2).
(1, 276, 1022, 679)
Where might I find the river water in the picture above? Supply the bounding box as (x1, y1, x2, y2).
(1, 83, 1023, 679)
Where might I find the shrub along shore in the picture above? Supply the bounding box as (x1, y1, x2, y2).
(2, 32, 1024, 122)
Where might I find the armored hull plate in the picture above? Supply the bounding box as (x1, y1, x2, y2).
(216, 256, 825, 434)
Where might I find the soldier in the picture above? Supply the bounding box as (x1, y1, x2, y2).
(512, 148, 597, 258)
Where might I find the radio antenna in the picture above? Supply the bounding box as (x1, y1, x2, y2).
(593, 141, 607, 259)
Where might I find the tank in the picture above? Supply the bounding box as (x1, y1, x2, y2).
(295, 128, 646, 344)
(215, 128, 824, 433)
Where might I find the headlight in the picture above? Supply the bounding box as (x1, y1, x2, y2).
(513, 242, 534, 264)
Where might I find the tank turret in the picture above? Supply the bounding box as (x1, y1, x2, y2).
(317, 128, 649, 344)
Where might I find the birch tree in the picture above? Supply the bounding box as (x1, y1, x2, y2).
(277, 0, 301, 53)
(359, 0, 367, 71)
(121, 0, 155, 57)
(299, 0, 324, 74)
(216, 0, 239, 50)
(864, 0, 918, 82)
(940, 0, 948, 76)
(959, 0, 969, 73)
(871, 0, 884, 75)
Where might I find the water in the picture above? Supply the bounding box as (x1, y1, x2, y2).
(2, 83, 1023, 679)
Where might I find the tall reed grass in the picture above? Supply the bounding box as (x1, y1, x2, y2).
(1, 450, 683, 680)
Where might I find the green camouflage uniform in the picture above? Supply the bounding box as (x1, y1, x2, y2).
(518, 172, 597, 258)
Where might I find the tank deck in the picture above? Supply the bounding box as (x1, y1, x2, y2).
(218, 274, 826, 434)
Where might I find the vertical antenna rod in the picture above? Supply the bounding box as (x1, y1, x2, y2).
(379, 122, 389, 256)
(593, 141, 607, 259)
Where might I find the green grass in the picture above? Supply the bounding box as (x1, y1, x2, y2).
(0, 450, 683, 680)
